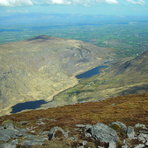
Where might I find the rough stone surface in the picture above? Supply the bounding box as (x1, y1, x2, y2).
(122, 145, 129, 148)
(75, 124, 86, 128)
(135, 124, 147, 130)
(85, 123, 119, 144)
(109, 141, 116, 148)
(134, 144, 145, 148)
(109, 121, 127, 133)
(127, 126, 135, 139)
(3, 122, 14, 130)
(0, 143, 16, 148)
(0, 129, 22, 142)
(48, 126, 68, 140)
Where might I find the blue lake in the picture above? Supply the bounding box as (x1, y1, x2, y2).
(76, 65, 107, 79)
(11, 100, 48, 113)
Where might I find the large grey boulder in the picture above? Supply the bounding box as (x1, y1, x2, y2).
(85, 123, 119, 145)
(48, 127, 68, 140)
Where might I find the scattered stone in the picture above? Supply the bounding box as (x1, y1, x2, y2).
(82, 140, 87, 146)
(19, 121, 28, 125)
(138, 133, 148, 145)
(48, 127, 68, 140)
(135, 124, 147, 130)
(121, 144, 129, 148)
(78, 146, 84, 148)
(127, 126, 135, 139)
(75, 124, 86, 128)
(134, 144, 145, 148)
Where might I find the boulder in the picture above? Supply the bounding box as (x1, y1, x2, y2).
(85, 123, 119, 144)
(48, 127, 68, 140)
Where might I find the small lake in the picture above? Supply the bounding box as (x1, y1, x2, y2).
(76, 65, 107, 79)
(11, 100, 48, 113)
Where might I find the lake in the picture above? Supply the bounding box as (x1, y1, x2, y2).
(76, 65, 107, 79)
(11, 100, 48, 113)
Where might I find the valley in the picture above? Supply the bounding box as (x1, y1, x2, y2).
(0, 35, 114, 116)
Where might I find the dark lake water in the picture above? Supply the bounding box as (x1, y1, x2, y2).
(76, 65, 107, 79)
(11, 100, 48, 113)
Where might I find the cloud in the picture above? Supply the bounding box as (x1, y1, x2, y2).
(0, 0, 119, 6)
(0, 0, 145, 7)
(126, 0, 145, 5)
(0, 0, 33, 6)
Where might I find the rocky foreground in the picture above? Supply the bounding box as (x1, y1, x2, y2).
(0, 94, 147, 148)
(0, 120, 148, 148)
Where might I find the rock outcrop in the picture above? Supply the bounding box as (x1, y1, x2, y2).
(0, 120, 148, 148)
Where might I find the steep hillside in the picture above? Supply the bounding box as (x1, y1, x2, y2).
(0, 94, 147, 130)
(44, 50, 148, 108)
(0, 35, 113, 115)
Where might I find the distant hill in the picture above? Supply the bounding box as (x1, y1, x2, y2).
(44, 50, 148, 108)
(0, 35, 113, 115)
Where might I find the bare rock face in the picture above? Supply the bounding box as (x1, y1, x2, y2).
(0, 35, 113, 115)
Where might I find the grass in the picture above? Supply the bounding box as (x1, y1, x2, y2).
(0, 94, 147, 132)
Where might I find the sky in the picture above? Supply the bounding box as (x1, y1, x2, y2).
(0, 0, 147, 16)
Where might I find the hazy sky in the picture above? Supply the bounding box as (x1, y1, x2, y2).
(0, 0, 147, 16)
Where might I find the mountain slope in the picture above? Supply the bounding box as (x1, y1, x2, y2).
(44, 50, 148, 108)
(1, 94, 148, 128)
(0, 35, 113, 115)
